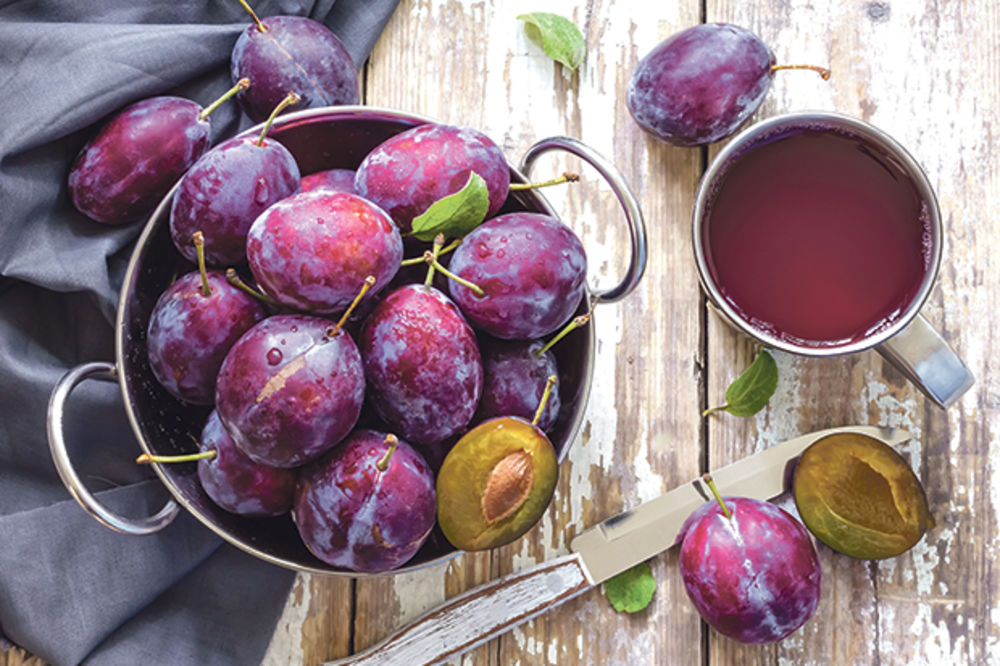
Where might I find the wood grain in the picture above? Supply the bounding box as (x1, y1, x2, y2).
(259, 0, 1000, 664)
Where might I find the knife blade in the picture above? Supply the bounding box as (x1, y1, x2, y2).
(325, 424, 910, 666)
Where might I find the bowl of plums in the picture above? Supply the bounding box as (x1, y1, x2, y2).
(48, 104, 647, 576)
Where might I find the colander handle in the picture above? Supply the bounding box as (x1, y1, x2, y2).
(519, 136, 648, 303)
(47, 361, 179, 535)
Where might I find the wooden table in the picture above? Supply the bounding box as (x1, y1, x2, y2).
(261, 1, 1000, 663)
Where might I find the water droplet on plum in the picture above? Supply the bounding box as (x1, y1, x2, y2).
(266, 348, 283, 365)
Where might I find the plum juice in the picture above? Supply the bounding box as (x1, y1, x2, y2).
(703, 128, 932, 347)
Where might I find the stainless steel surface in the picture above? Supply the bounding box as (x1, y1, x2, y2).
(570, 424, 911, 584)
(876, 313, 975, 408)
(691, 111, 943, 358)
(46, 361, 180, 535)
(520, 136, 648, 303)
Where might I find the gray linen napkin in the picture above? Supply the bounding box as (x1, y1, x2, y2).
(0, 1, 399, 663)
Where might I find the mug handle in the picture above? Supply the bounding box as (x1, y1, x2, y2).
(47, 361, 180, 534)
(519, 137, 648, 303)
(875, 314, 974, 408)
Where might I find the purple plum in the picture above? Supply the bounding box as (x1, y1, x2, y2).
(169, 134, 300, 266)
(198, 410, 296, 517)
(448, 212, 587, 339)
(68, 97, 211, 224)
(146, 269, 267, 405)
(293, 429, 436, 572)
(301, 168, 357, 194)
(477, 338, 560, 431)
(246, 190, 402, 314)
(215, 314, 364, 468)
(679, 496, 821, 644)
(627, 24, 829, 146)
(359, 284, 482, 446)
(231, 15, 358, 123)
(353, 124, 510, 233)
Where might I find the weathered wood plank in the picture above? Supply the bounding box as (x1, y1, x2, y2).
(705, 0, 1000, 663)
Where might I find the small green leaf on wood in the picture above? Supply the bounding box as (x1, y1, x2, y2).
(703, 349, 778, 418)
(517, 13, 586, 70)
(410, 172, 490, 242)
(604, 561, 656, 613)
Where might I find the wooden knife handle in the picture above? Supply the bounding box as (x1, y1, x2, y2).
(324, 552, 594, 665)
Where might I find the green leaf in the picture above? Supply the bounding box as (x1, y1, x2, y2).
(703, 350, 779, 418)
(604, 561, 656, 613)
(410, 172, 490, 242)
(517, 13, 586, 70)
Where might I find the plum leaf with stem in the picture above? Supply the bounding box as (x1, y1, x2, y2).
(703, 349, 777, 418)
(410, 172, 489, 242)
(517, 13, 586, 70)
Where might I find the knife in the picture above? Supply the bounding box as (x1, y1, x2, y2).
(325, 425, 910, 666)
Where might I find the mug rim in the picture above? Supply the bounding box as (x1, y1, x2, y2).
(691, 110, 943, 357)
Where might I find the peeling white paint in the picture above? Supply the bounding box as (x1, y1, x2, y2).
(261, 573, 311, 666)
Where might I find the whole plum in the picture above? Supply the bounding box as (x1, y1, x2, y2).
(678, 496, 821, 644)
(169, 134, 300, 266)
(477, 337, 560, 431)
(627, 24, 775, 146)
(215, 314, 364, 468)
(146, 269, 267, 405)
(448, 212, 587, 339)
(301, 168, 357, 194)
(293, 429, 436, 572)
(359, 284, 482, 446)
(198, 410, 296, 517)
(353, 124, 510, 233)
(231, 15, 358, 123)
(247, 191, 402, 314)
(68, 97, 211, 224)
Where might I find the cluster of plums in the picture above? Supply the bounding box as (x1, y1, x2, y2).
(140, 117, 586, 574)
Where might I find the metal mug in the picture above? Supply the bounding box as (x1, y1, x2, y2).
(692, 111, 973, 408)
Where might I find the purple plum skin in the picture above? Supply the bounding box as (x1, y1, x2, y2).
(353, 124, 510, 233)
(679, 497, 821, 644)
(198, 410, 296, 517)
(146, 270, 267, 405)
(215, 314, 365, 468)
(626, 23, 775, 146)
(448, 212, 587, 339)
(293, 429, 436, 572)
(477, 338, 560, 431)
(359, 285, 483, 446)
(301, 168, 357, 194)
(231, 16, 359, 123)
(247, 191, 403, 315)
(169, 135, 301, 267)
(68, 97, 210, 224)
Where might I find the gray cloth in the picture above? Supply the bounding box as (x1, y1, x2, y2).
(0, 1, 399, 664)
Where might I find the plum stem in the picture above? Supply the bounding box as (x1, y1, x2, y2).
(771, 63, 831, 81)
(401, 237, 461, 266)
(508, 172, 580, 191)
(423, 251, 485, 296)
(375, 434, 399, 472)
(225, 268, 282, 307)
(199, 78, 250, 121)
(424, 233, 445, 287)
(327, 275, 376, 337)
(702, 473, 732, 519)
(137, 450, 216, 464)
(535, 313, 591, 358)
(237, 0, 267, 32)
(257, 92, 301, 147)
(193, 231, 211, 297)
(532, 375, 558, 427)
